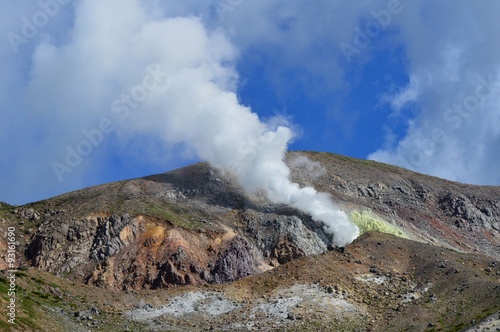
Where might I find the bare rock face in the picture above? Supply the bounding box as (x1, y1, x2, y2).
(242, 212, 328, 264)
(439, 192, 499, 231)
(26, 213, 139, 276)
(211, 236, 258, 284)
(90, 214, 138, 260)
(25, 207, 329, 289)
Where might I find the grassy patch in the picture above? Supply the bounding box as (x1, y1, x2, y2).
(30, 277, 47, 285)
(0, 319, 11, 329)
(108, 195, 127, 214)
(0, 276, 10, 298)
(145, 202, 202, 229)
(0, 201, 12, 211)
(0, 284, 40, 330)
(0, 202, 13, 220)
(32, 290, 51, 299)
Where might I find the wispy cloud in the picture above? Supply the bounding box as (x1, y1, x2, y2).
(383, 74, 421, 115)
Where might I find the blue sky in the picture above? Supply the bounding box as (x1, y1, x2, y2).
(1, 0, 500, 205)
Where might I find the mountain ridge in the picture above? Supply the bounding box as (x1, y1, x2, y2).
(0, 151, 499, 331)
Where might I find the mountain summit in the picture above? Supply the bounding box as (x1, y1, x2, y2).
(1, 151, 499, 331)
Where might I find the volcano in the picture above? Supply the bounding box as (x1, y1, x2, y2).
(1, 151, 499, 331)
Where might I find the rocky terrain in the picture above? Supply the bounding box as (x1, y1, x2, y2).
(0, 151, 499, 331)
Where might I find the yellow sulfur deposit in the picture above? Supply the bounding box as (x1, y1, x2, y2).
(349, 210, 410, 239)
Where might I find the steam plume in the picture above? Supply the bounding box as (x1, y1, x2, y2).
(27, 0, 359, 245)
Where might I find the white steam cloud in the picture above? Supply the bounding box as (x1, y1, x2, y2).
(20, 0, 358, 245)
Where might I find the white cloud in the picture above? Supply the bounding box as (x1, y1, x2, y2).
(370, 1, 500, 185)
(219, 1, 500, 186)
(384, 74, 421, 113)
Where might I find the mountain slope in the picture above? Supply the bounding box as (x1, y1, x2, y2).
(287, 152, 500, 257)
(0, 151, 499, 331)
(0, 232, 499, 331)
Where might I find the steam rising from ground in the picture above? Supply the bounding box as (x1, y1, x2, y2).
(24, 0, 359, 245)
